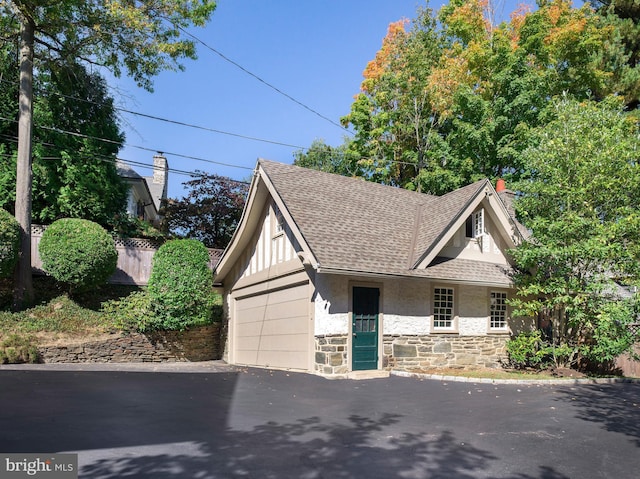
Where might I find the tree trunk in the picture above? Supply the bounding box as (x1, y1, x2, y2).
(13, 18, 35, 310)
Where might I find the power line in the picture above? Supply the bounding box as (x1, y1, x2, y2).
(0, 115, 255, 172)
(0, 77, 308, 150)
(177, 26, 354, 136)
(0, 130, 252, 184)
(119, 108, 306, 149)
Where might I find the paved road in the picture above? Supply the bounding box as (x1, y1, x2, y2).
(1, 362, 639, 478)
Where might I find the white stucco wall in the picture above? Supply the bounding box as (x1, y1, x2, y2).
(458, 285, 490, 336)
(313, 274, 514, 338)
(382, 279, 431, 335)
(314, 274, 349, 336)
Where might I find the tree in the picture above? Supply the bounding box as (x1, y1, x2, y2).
(0, 0, 217, 308)
(0, 209, 20, 279)
(293, 139, 363, 177)
(0, 55, 129, 226)
(510, 97, 640, 368)
(162, 173, 248, 249)
(336, 0, 640, 193)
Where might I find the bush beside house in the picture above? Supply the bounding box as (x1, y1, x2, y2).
(147, 239, 216, 331)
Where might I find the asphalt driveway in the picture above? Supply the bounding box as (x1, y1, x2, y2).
(1, 362, 639, 478)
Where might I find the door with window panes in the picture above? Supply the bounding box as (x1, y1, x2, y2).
(352, 287, 379, 370)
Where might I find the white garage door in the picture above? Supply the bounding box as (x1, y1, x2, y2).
(234, 282, 310, 370)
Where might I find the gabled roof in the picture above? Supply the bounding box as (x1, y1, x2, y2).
(216, 159, 521, 286)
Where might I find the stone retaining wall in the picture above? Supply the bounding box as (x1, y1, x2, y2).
(383, 334, 508, 371)
(38, 325, 221, 363)
(314, 335, 349, 375)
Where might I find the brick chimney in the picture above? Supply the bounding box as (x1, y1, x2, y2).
(496, 179, 516, 218)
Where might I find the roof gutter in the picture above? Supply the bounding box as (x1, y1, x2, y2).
(315, 265, 512, 287)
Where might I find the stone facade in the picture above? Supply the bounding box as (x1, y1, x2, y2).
(38, 325, 221, 363)
(314, 335, 349, 375)
(383, 334, 508, 371)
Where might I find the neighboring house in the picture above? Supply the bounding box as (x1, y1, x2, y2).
(214, 159, 532, 377)
(117, 154, 168, 227)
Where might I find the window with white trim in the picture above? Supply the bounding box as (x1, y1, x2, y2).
(473, 209, 484, 238)
(490, 291, 508, 329)
(465, 208, 484, 239)
(434, 287, 455, 329)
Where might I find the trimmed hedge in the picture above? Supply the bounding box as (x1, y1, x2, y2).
(147, 239, 215, 331)
(39, 218, 118, 291)
(0, 209, 20, 279)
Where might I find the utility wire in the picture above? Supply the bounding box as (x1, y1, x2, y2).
(0, 115, 255, 172)
(118, 108, 306, 149)
(0, 130, 252, 185)
(177, 26, 354, 136)
(0, 77, 307, 150)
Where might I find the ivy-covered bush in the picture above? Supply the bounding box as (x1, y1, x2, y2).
(39, 218, 118, 292)
(147, 239, 215, 331)
(0, 208, 20, 279)
(0, 334, 38, 364)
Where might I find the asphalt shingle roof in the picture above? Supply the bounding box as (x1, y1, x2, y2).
(259, 160, 513, 285)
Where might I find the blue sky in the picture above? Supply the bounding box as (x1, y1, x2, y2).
(111, 0, 528, 199)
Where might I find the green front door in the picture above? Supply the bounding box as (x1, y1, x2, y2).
(352, 286, 379, 371)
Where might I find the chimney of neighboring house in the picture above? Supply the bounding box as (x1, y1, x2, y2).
(153, 153, 168, 196)
(496, 178, 516, 218)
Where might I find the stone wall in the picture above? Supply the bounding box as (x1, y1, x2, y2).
(38, 325, 221, 363)
(383, 334, 508, 371)
(314, 335, 349, 375)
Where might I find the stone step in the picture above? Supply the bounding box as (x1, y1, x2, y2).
(347, 370, 390, 380)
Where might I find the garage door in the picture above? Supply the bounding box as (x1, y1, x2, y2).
(234, 282, 310, 370)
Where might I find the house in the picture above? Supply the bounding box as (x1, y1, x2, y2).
(214, 159, 532, 377)
(116, 154, 169, 227)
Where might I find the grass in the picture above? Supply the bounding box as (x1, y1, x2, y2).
(408, 367, 588, 380)
(0, 276, 140, 343)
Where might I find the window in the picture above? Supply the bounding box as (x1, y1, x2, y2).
(434, 287, 455, 329)
(465, 209, 484, 239)
(473, 209, 484, 238)
(490, 291, 508, 329)
(273, 204, 285, 235)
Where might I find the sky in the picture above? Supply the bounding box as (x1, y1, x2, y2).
(110, 0, 528, 200)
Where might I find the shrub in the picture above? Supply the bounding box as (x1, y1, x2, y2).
(102, 290, 155, 332)
(506, 330, 577, 370)
(39, 218, 118, 292)
(0, 209, 20, 279)
(0, 334, 38, 364)
(505, 330, 548, 369)
(147, 239, 215, 331)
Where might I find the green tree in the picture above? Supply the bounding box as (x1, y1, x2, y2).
(0, 209, 20, 279)
(293, 139, 363, 177)
(337, 0, 640, 193)
(162, 173, 248, 249)
(510, 97, 640, 367)
(0, 56, 129, 226)
(0, 0, 217, 308)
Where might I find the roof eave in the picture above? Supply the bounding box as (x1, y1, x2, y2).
(316, 265, 512, 287)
